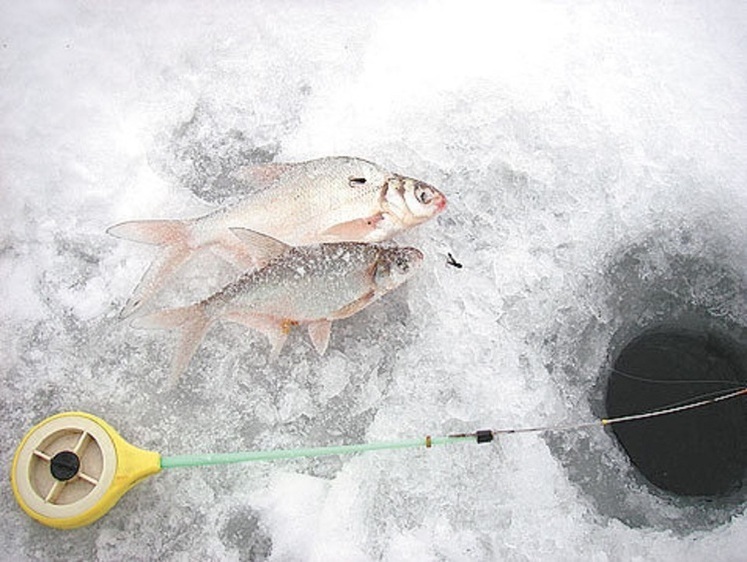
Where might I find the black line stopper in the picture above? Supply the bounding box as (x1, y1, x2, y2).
(476, 430, 494, 444)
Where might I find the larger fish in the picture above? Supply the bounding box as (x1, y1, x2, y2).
(109, 156, 445, 317)
(133, 228, 424, 382)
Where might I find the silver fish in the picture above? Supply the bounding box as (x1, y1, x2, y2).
(133, 228, 424, 382)
(109, 156, 444, 317)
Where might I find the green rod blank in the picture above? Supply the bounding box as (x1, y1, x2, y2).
(160, 435, 474, 469)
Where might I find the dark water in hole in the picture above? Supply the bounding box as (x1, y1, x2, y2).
(606, 329, 747, 497)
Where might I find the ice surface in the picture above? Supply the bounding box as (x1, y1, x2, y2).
(2, 1, 747, 560)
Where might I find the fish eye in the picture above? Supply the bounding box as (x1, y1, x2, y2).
(349, 176, 367, 187)
(416, 185, 433, 205)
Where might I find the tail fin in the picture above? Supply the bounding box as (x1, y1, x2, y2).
(107, 219, 190, 245)
(108, 220, 194, 318)
(132, 303, 213, 383)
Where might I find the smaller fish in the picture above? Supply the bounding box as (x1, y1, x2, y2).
(133, 229, 424, 382)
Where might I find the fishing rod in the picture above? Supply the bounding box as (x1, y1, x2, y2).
(11, 386, 747, 529)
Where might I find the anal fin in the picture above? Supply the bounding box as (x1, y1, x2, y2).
(223, 311, 291, 360)
(321, 214, 384, 241)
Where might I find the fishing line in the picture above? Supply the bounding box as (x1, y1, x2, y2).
(164, 387, 747, 468)
(487, 386, 747, 436)
(608, 368, 747, 417)
(160, 388, 747, 470)
(608, 366, 745, 388)
(11, 386, 747, 529)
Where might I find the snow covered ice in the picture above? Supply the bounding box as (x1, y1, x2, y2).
(2, 1, 747, 560)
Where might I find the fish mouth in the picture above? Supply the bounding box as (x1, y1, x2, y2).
(380, 175, 448, 229)
(430, 186, 448, 212)
(414, 179, 447, 216)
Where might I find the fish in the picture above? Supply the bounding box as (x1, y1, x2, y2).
(132, 228, 424, 382)
(108, 156, 445, 317)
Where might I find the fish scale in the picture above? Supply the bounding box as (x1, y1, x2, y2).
(211, 244, 378, 319)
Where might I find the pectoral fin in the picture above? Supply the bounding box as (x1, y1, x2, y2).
(321, 214, 384, 241)
(331, 290, 376, 320)
(307, 320, 332, 355)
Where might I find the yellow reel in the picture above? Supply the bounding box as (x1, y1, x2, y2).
(11, 412, 161, 529)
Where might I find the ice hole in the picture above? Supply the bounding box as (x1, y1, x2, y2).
(606, 328, 747, 497)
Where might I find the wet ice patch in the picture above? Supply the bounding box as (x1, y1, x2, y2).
(151, 102, 283, 206)
(218, 506, 272, 562)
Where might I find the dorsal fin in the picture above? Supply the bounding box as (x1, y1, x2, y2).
(228, 228, 291, 262)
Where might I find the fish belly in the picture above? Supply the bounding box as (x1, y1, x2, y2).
(216, 245, 377, 322)
(235, 270, 371, 321)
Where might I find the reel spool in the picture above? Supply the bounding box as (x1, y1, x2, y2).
(11, 412, 160, 529)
